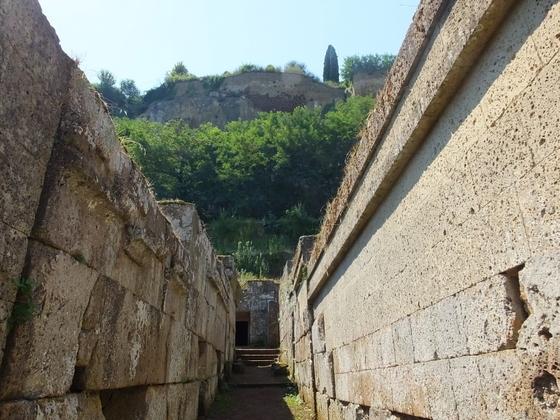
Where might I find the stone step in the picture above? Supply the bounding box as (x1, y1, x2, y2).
(241, 359, 278, 367)
(235, 348, 280, 355)
(237, 354, 279, 360)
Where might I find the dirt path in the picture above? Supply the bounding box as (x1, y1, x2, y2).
(205, 365, 314, 420)
(205, 386, 314, 420)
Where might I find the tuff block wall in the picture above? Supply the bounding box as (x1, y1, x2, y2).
(280, 0, 560, 419)
(237, 280, 280, 347)
(0, 1, 238, 418)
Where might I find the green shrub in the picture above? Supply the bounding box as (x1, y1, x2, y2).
(202, 75, 225, 91)
(275, 204, 319, 244)
(265, 64, 281, 73)
(341, 54, 395, 82)
(234, 64, 264, 74)
(233, 241, 269, 278)
(165, 62, 198, 83)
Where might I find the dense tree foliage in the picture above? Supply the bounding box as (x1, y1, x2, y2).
(94, 71, 142, 117)
(115, 96, 373, 274)
(116, 95, 373, 221)
(94, 70, 127, 116)
(341, 54, 396, 82)
(323, 45, 340, 83)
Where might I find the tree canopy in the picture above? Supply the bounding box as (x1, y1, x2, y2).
(116, 95, 374, 221)
(323, 45, 340, 83)
(115, 95, 374, 275)
(341, 54, 395, 82)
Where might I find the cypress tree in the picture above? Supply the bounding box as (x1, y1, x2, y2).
(323, 45, 340, 83)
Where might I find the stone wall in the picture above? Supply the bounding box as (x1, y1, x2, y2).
(237, 280, 280, 347)
(280, 0, 560, 419)
(0, 1, 238, 418)
(140, 72, 346, 128)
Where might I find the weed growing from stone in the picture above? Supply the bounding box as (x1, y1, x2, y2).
(9, 277, 38, 328)
(283, 385, 315, 420)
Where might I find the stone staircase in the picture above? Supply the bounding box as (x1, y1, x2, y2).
(235, 348, 280, 367)
(231, 348, 290, 387)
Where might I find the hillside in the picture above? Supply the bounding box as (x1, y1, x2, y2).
(139, 72, 346, 128)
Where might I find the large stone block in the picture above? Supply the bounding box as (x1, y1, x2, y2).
(198, 376, 218, 416)
(198, 341, 218, 380)
(449, 356, 485, 420)
(391, 316, 414, 365)
(0, 297, 11, 366)
(314, 351, 335, 397)
(456, 275, 526, 355)
(419, 359, 457, 419)
(0, 0, 72, 234)
(32, 166, 125, 279)
(517, 149, 560, 254)
(518, 253, 560, 352)
(166, 319, 197, 383)
(101, 382, 199, 420)
(0, 242, 98, 400)
(410, 306, 437, 363)
(76, 277, 169, 390)
(110, 248, 166, 309)
(0, 0, 72, 96)
(0, 393, 104, 419)
(0, 222, 27, 302)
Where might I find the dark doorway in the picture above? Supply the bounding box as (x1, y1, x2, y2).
(236, 311, 250, 346)
(236, 321, 249, 346)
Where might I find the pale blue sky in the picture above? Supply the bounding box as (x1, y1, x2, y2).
(38, 0, 419, 91)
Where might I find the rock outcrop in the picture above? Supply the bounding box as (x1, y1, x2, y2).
(280, 0, 560, 419)
(351, 71, 387, 97)
(0, 1, 238, 418)
(140, 72, 346, 128)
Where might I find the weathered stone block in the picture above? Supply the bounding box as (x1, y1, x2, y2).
(517, 149, 560, 254)
(476, 350, 529, 418)
(77, 277, 169, 390)
(198, 376, 218, 415)
(0, 393, 104, 419)
(110, 249, 166, 310)
(410, 306, 437, 363)
(162, 274, 189, 321)
(456, 275, 525, 356)
(529, 0, 560, 64)
(314, 351, 335, 397)
(0, 242, 98, 400)
(0, 297, 11, 366)
(392, 317, 414, 365)
(333, 343, 354, 374)
(166, 319, 197, 383)
(0, 222, 27, 302)
(198, 341, 219, 380)
(518, 253, 560, 352)
(32, 167, 125, 279)
(450, 356, 486, 419)
(432, 298, 468, 360)
(0, 0, 72, 234)
(420, 359, 457, 419)
(101, 382, 199, 420)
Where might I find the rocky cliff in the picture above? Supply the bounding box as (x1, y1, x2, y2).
(140, 72, 346, 127)
(351, 71, 388, 97)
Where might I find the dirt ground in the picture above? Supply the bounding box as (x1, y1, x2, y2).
(204, 386, 315, 420)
